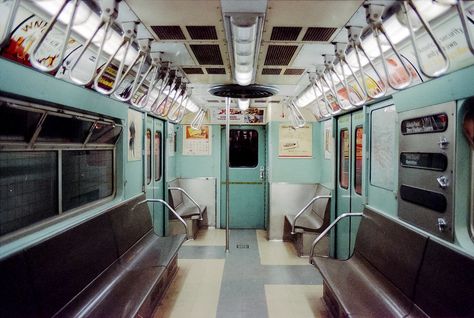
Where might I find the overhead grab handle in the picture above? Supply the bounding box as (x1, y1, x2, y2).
(366, 4, 412, 90)
(0, 0, 20, 48)
(129, 51, 161, 106)
(316, 65, 341, 115)
(287, 100, 306, 129)
(324, 54, 352, 111)
(114, 38, 151, 102)
(309, 72, 332, 119)
(402, 0, 450, 78)
(68, 0, 118, 86)
(334, 42, 367, 107)
(168, 88, 191, 124)
(93, 21, 137, 95)
(30, 0, 81, 73)
(347, 26, 386, 99)
(456, 0, 474, 55)
(151, 69, 176, 114)
(167, 83, 187, 120)
(308, 73, 324, 120)
(154, 76, 182, 117)
(190, 108, 206, 130)
(145, 65, 169, 109)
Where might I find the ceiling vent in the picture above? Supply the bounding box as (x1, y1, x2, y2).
(151, 25, 186, 40)
(264, 45, 298, 65)
(209, 84, 279, 98)
(182, 67, 204, 75)
(262, 68, 282, 75)
(284, 68, 305, 75)
(190, 44, 223, 65)
(186, 26, 218, 40)
(206, 68, 226, 74)
(270, 27, 302, 41)
(302, 27, 337, 41)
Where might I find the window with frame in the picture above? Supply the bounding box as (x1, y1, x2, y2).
(154, 131, 162, 181)
(146, 129, 152, 185)
(354, 126, 363, 195)
(229, 129, 259, 168)
(339, 129, 350, 189)
(0, 98, 121, 237)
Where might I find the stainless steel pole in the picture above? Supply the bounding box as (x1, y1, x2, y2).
(225, 97, 230, 253)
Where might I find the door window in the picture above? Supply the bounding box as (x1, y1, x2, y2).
(354, 127, 363, 195)
(154, 131, 162, 181)
(340, 129, 350, 189)
(146, 129, 151, 185)
(229, 129, 258, 168)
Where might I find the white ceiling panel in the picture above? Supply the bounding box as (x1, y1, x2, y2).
(292, 43, 334, 68)
(150, 42, 196, 65)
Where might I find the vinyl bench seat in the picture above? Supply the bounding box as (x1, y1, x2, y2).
(0, 194, 185, 318)
(311, 207, 474, 318)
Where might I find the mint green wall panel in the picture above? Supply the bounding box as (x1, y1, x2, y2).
(267, 121, 320, 183)
(317, 119, 335, 189)
(393, 64, 474, 112)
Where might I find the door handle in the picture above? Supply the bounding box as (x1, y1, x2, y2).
(259, 166, 265, 180)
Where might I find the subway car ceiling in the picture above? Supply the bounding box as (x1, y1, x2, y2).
(0, 1, 474, 252)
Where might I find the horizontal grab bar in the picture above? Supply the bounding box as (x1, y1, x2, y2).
(168, 186, 203, 221)
(291, 195, 332, 235)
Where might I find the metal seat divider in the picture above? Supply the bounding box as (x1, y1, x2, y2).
(290, 195, 332, 235)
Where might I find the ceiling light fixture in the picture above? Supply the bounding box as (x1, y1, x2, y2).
(237, 98, 250, 111)
(226, 13, 263, 86)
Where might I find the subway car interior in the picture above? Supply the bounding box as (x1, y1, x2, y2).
(1, 0, 474, 317)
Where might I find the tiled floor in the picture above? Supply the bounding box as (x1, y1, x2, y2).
(155, 228, 328, 318)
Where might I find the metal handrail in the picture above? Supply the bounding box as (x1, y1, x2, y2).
(291, 195, 332, 234)
(315, 66, 339, 116)
(168, 187, 204, 221)
(402, 0, 450, 78)
(68, 0, 118, 86)
(0, 0, 20, 48)
(309, 212, 363, 262)
(150, 69, 174, 113)
(287, 100, 306, 129)
(366, 4, 413, 91)
(310, 75, 332, 118)
(30, 0, 81, 73)
(324, 54, 353, 111)
(168, 90, 191, 124)
(93, 21, 137, 95)
(131, 198, 190, 240)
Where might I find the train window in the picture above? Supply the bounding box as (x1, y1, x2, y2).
(146, 129, 152, 185)
(340, 129, 349, 189)
(354, 127, 363, 195)
(370, 105, 396, 190)
(229, 129, 258, 168)
(154, 131, 162, 181)
(88, 123, 122, 144)
(0, 104, 42, 142)
(62, 150, 114, 211)
(0, 152, 58, 236)
(37, 114, 93, 143)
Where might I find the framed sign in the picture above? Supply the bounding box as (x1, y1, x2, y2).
(278, 124, 312, 158)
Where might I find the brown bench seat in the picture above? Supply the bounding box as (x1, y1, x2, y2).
(312, 207, 474, 318)
(0, 194, 185, 318)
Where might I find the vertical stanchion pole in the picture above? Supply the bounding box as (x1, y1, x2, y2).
(225, 97, 230, 253)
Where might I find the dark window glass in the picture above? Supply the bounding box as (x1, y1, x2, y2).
(37, 114, 93, 143)
(354, 127, 363, 195)
(0, 152, 58, 236)
(88, 123, 122, 144)
(400, 152, 448, 171)
(154, 131, 162, 181)
(146, 130, 152, 185)
(401, 113, 448, 135)
(62, 150, 113, 211)
(0, 104, 42, 142)
(340, 129, 349, 189)
(229, 129, 258, 168)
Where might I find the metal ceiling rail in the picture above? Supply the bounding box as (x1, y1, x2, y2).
(68, 0, 119, 86)
(150, 69, 176, 114)
(287, 100, 306, 129)
(366, 4, 413, 90)
(114, 38, 151, 102)
(334, 42, 367, 107)
(168, 89, 191, 124)
(190, 108, 206, 130)
(129, 51, 161, 107)
(93, 21, 137, 95)
(0, 0, 20, 48)
(316, 66, 341, 116)
(323, 54, 352, 111)
(31, 0, 81, 73)
(347, 26, 386, 99)
(402, 0, 450, 78)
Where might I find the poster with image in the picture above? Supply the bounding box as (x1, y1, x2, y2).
(183, 125, 212, 156)
(279, 124, 312, 158)
(127, 109, 142, 161)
